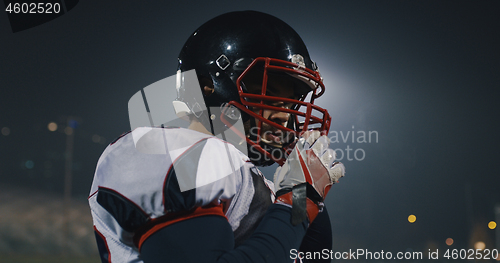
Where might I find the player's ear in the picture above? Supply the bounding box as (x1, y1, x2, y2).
(199, 77, 214, 97)
(203, 86, 214, 97)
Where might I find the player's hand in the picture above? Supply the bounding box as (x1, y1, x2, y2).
(274, 130, 345, 200)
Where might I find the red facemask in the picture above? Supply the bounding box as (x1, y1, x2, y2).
(222, 57, 331, 166)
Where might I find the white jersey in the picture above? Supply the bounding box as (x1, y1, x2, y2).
(89, 127, 275, 262)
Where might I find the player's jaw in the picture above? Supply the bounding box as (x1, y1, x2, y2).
(251, 108, 296, 148)
(259, 122, 295, 148)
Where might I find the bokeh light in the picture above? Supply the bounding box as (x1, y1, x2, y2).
(1, 127, 10, 136)
(47, 122, 58, 131)
(474, 241, 485, 250)
(68, 119, 79, 128)
(445, 238, 453, 246)
(488, 221, 496, 229)
(25, 160, 34, 169)
(64, 127, 73, 135)
(92, 134, 100, 143)
(408, 214, 416, 223)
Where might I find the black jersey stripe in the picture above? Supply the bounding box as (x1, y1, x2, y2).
(233, 169, 273, 246)
(96, 186, 150, 232)
(93, 225, 111, 263)
(163, 138, 209, 213)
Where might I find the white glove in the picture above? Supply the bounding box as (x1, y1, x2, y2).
(274, 130, 345, 200)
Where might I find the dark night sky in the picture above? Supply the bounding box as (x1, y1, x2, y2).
(1, 0, 499, 255)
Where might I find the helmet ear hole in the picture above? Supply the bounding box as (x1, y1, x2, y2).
(203, 86, 214, 97)
(199, 77, 214, 97)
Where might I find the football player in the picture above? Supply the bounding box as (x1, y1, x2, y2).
(89, 11, 345, 263)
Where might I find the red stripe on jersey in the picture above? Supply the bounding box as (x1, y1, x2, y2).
(135, 204, 226, 251)
(88, 189, 98, 199)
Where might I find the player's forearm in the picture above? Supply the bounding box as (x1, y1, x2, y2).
(217, 204, 307, 263)
(299, 206, 333, 263)
(139, 204, 307, 263)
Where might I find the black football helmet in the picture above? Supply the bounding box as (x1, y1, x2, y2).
(176, 11, 331, 166)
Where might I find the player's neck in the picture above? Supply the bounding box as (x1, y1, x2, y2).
(188, 120, 213, 136)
